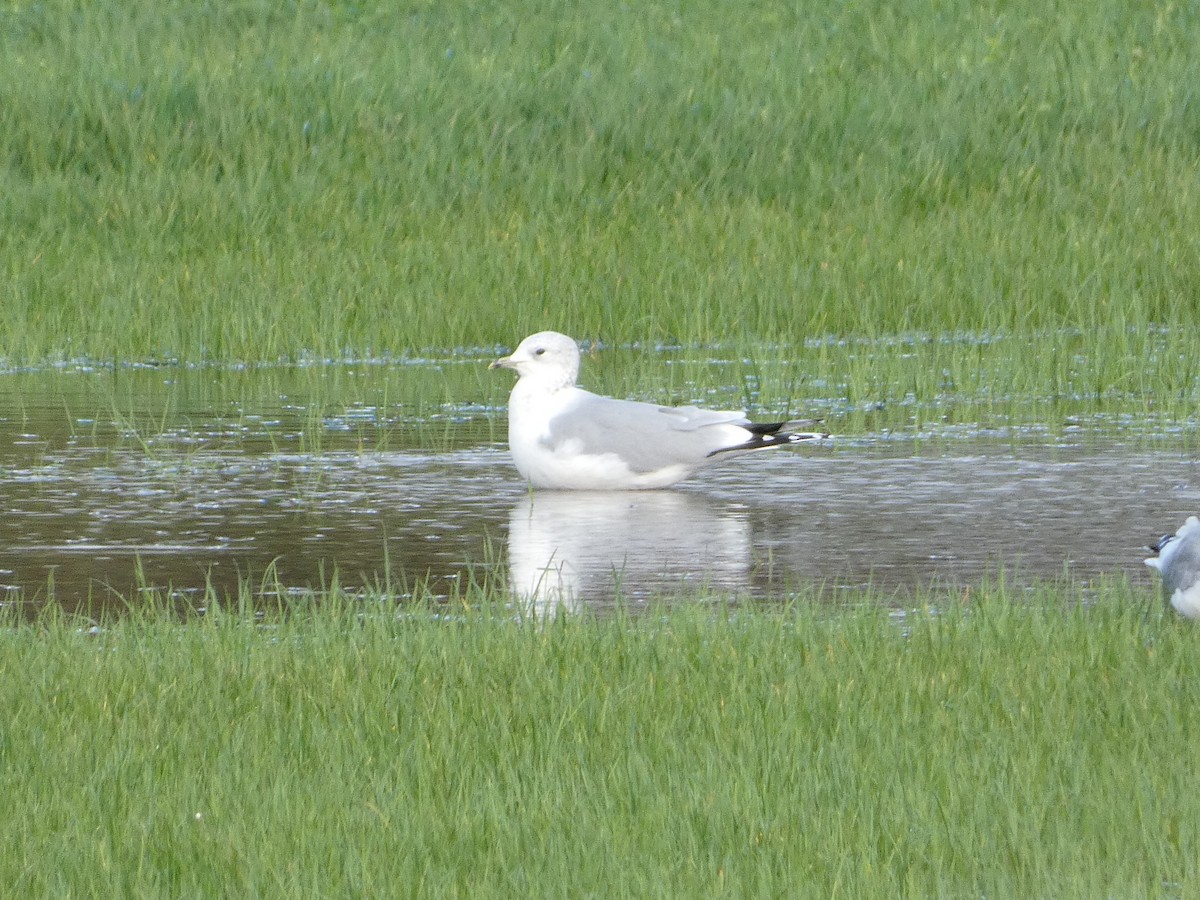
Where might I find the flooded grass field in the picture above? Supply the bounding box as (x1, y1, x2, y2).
(2, 354, 1192, 615)
(6, 1, 1200, 893)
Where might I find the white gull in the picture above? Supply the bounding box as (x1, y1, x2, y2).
(490, 331, 826, 490)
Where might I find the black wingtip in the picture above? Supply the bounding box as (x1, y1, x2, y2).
(706, 426, 830, 458)
(745, 419, 825, 437)
(745, 421, 787, 437)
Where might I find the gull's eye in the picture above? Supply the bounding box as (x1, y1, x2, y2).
(534, 347, 546, 356)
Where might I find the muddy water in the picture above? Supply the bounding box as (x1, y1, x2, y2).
(1, 367, 1196, 614)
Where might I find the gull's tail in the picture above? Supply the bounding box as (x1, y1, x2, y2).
(707, 420, 830, 458)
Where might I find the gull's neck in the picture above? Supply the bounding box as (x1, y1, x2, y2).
(518, 369, 577, 393)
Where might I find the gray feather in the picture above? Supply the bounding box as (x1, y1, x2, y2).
(541, 392, 747, 473)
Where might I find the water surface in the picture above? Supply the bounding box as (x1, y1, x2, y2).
(0, 364, 1194, 615)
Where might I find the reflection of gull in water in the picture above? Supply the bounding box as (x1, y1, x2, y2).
(1145, 516, 1200, 619)
(507, 491, 752, 616)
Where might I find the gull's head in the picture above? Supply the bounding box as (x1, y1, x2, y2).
(490, 331, 581, 390)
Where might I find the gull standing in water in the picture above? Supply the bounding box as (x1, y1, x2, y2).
(1145, 516, 1200, 619)
(490, 331, 826, 490)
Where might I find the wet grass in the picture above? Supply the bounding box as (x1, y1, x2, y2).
(3, 0, 1200, 430)
(0, 581, 1195, 896)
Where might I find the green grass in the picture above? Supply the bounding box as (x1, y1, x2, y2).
(2, 0, 1200, 420)
(0, 582, 1195, 896)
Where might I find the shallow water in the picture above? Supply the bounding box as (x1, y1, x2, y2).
(0, 365, 1196, 615)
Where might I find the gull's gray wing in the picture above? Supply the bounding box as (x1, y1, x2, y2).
(541, 391, 750, 473)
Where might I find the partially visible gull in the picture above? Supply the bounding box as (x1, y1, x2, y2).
(490, 331, 826, 490)
(1145, 515, 1200, 619)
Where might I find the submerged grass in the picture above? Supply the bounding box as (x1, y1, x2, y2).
(7, 326, 1200, 453)
(0, 581, 1196, 896)
(2, 0, 1200, 426)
